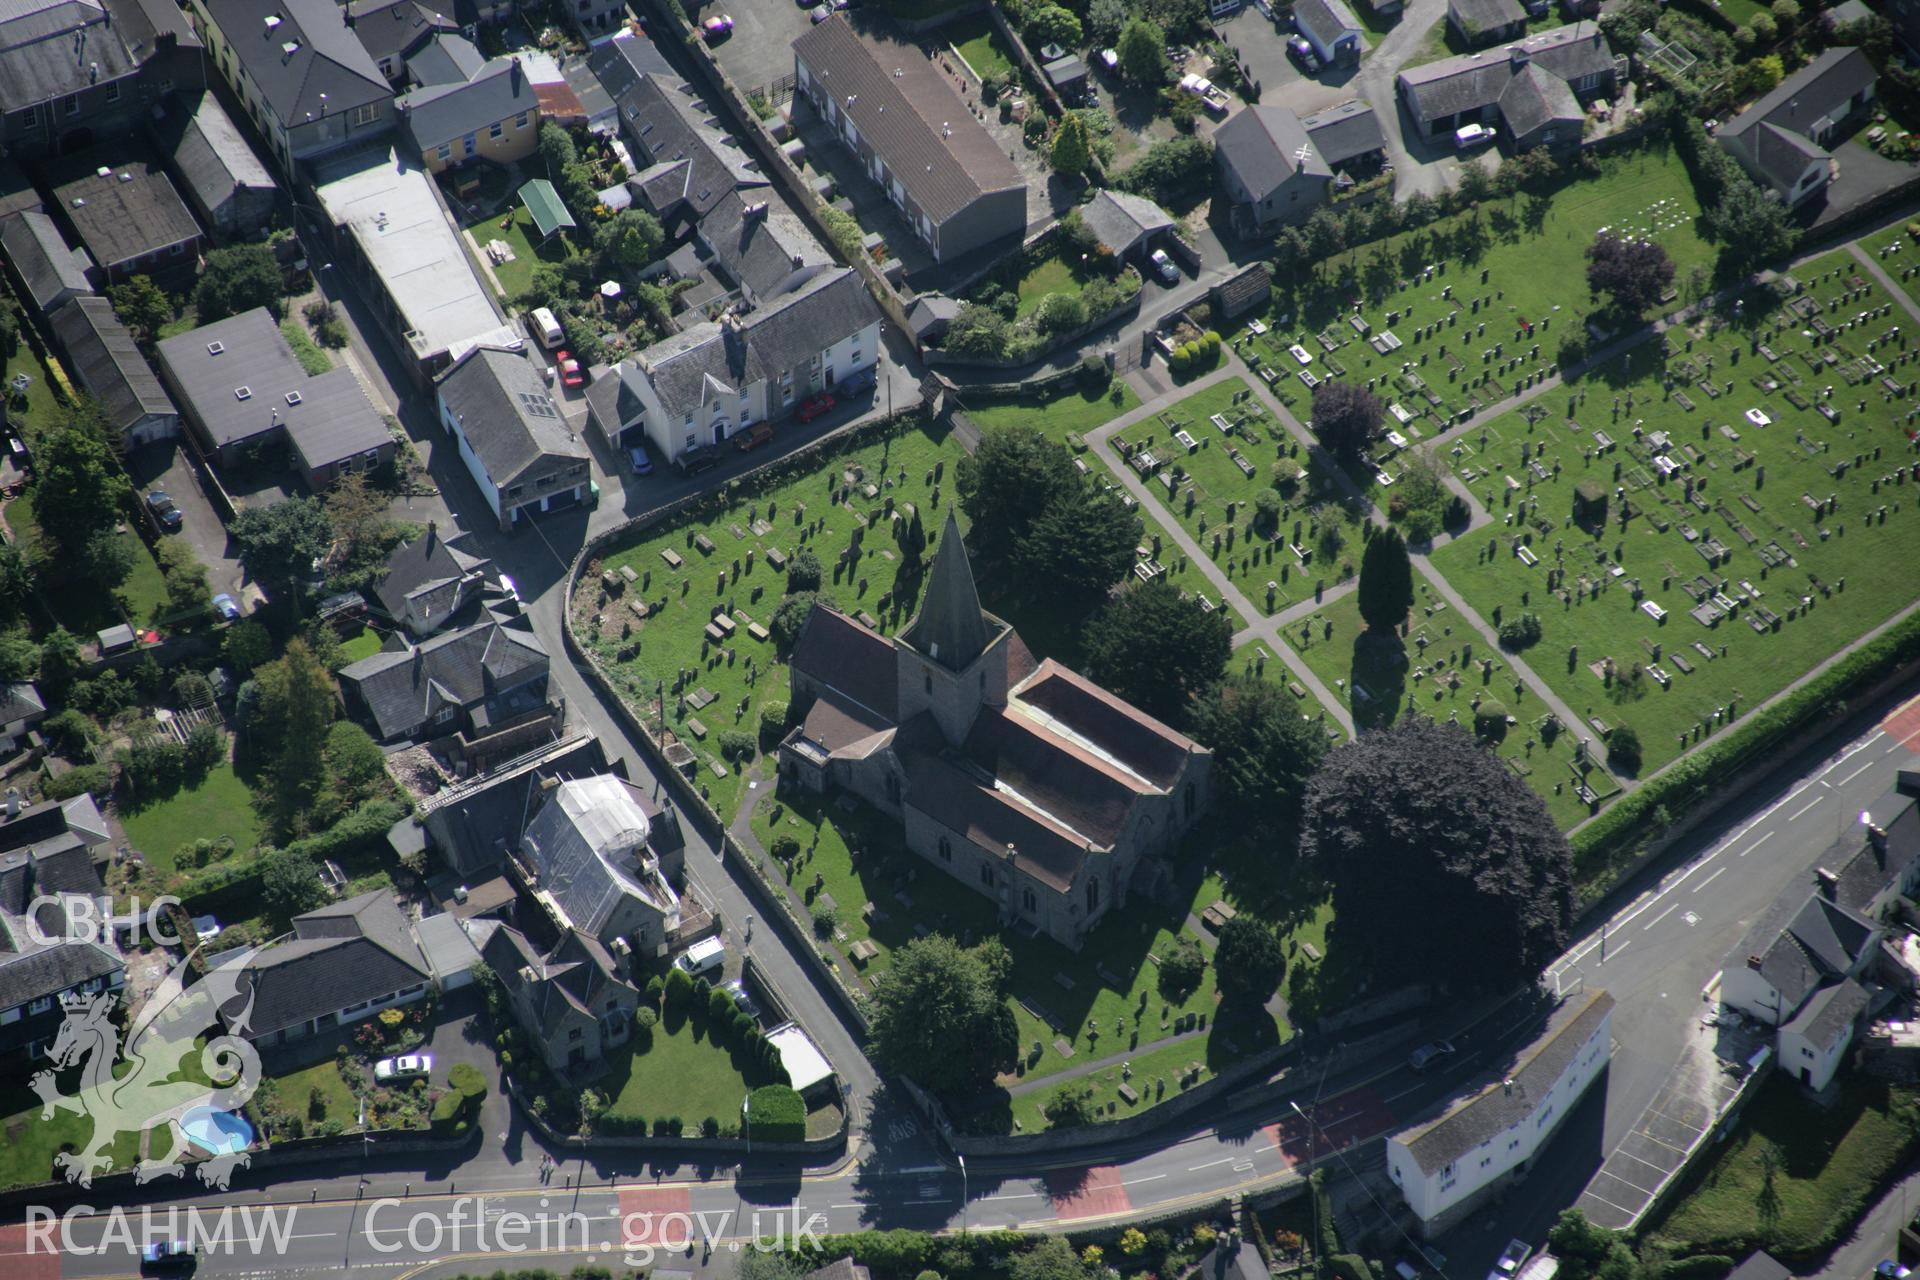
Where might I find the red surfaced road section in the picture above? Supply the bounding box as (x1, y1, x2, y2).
(1265, 1087, 1398, 1168)
(0, 1222, 61, 1280)
(620, 1185, 694, 1249)
(1885, 694, 1920, 750)
(1044, 1166, 1131, 1220)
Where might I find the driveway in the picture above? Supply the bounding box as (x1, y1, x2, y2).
(1215, 6, 1359, 117)
(700, 0, 816, 98)
(1347, 0, 1467, 198)
(122, 440, 252, 606)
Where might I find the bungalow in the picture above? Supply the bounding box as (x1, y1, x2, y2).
(222, 891, 433, 1048)
(338, 617, 551, 743)
(0, 790, 123, 1065)
(1447, 0, 1527, 48)
(1718, 47, 1876, 209)
(435, 346, 591, 531)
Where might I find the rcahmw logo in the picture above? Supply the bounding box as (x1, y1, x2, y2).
(25, 1205, 300, 1256)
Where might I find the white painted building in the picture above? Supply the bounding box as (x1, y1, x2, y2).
(1387, 988, 1614, 1236)
(435, 346, 590, 531)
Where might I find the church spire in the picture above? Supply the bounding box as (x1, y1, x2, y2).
(901, 509, 990, 671)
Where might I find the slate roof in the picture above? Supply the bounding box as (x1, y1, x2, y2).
(1830, 778, 1920, 915)
(227, 891, 430, 1039)
(1448, 0, 1526, 36)
(1721, 46, 1876, 147)
(906, 293, 961, 338)
(1215, 104, 1332, 201)
(154, 307, 389, 470)
(900, 511, 996, 671)
(1734, 891, 1879, 1015)
(435, 346, 587, 490)
(405, 31, 484, 87)
(339, 618, 549, 740)
(1397, 988, 1614, 1174)
(964, 707, 1147, 848)
(1078, 190, 1174, 257)
(594, 38, 763, 224)
(398, 53, 537, 149)
(1293, 0, 1362, 47)
(1011, 660, 1196, 790)
(372, 522, 494, 626)
(198, 0, 390, 129)
(522, 775, 677, 940)
(1398, 26, 1612, 123)
(794, 685, 896, 758)
(901, 745, 1093, 893)
(1301, 100, 1387, 166)
(416, 732, 612, 878)
(1742, 123, 1829, 190)
(699, 190, 830, 304)
(481, 920, 634, 1041)
(0, 0, 197, 116)
(0, 212, 91, 314)
(1499, 61, 1581, 140)
(0, 684, 46, 727)
(346, 0, 458, 72)
(153, 93, 277, 219)
(792, 17, 1025, 227)
(50, 297, 175, 434)
(1782, 975, 1869, 1051)
(791, 605, 900, 723)
(47, 158, 200, 272)
(1726, 1254, 1790, 1280)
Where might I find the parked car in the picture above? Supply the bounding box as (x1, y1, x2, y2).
(734, 422, 774, 451)
(674, 937, 726, 978)
(1287, 36, 1319, 70)
(555, 350, 585, 389)
(701, 14, 733, 39)
(722, 978, 760, 1019)
(497, 573, 519, 605)
(530, 306, 565, 349)
(145, 489, 183, 531)
(1149, 248, 1179, 284)
(1408, 1039, 1455, 1071)
(211, 593, 241, 622)
(1454, 122, 1493, 149)
(679, 447, 721, 476)
(142, 1240, 196, 1270)
(1488, 1240, 1531, 1280)
(628, 443, 654, 475)
(810, 6, 831, 20)
(796, 393, 836, 424)
(373, 1053, 433, 1082)
(1878, 1265, 1912, 1280)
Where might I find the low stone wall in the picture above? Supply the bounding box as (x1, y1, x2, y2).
(502, 1075, 848, 1162)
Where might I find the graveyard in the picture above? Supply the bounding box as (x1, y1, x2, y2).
(1230, 639, 1349, 741)
(1425, 249, 1920, 778)
(575, 421, 968, 818)
(1110, 378, 1370, 616)
(1245, 147, 1713, 460)
(1278, 584, 1613, 830)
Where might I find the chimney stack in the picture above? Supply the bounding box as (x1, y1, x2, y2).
(1747, 954, 1764, 970)
(1814, 867, 1838, 900)
(4, 787, 18, 819)
(425, 520, 437, 552)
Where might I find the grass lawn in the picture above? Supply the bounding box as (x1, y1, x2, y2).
(1230, 639, 1348, 741)
(119, 765, 264, 873)
(280, 319, 332, 376)
(266, 1057, 360, 1129)
(2, 487, 172, 633)
(1112, 377, 1370, 616)
(581, 421, 969, 818)
(751, 785, 1284, 1133)
(948, 16, 1014, 81)
(463, 208, 579, 303)
(600, 1015, 762, 1129)
(1651, 1076, 1920, 1260)
(1426, 249, 1920, 778)
(3, 344, 65, 435)
(337, 625, 385, 663)
(962, 379, 1142, 447)
(1280, 587, 1613, 829)
(1258, 145, 1712, 421)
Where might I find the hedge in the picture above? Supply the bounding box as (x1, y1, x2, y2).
(177, 796, 411, 911)
(432, 1060, 489, 1134)
(745, 1084, 805, 1142)
(1572, 608, 1920, 903)
(1654, 1257, 1734, 1280)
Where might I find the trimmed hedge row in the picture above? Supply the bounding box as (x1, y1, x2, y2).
(431, 1062, 489, 1135)
(746, 1084, 805, 1142)
(1572, 609, 1920, 902)
(1654, 1257, 1734, 1280)
(176, 796, 411, 911)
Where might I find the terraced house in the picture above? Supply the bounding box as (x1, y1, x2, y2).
(778, 514, 1212, 949)
(0, 0, 202, 160)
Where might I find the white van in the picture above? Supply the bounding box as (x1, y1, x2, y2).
(530, 306, 564, 349)
(1454, 123, 1493, 149)
(674, 937, 726, 979)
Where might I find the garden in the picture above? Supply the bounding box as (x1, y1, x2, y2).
(945, 216, 1144, 366)
(1109, 377, 1370, 616)
(1425, 250, 1920, 778)
(2, 484, 172, 635)
(117, 763, 263, 875)
(960, 376, 1141, 447)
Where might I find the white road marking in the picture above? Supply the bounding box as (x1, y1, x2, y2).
(1693, 867, 1727, 892)
(1837, 759, 1878, 786)
(1789, 796, 1825, 821)
(1600, 938, 1632, 961)
(1739, 832, 1774, 857)
(1187, 1157, 1235, 1171)
(1644, 903, 1679, 931)
(1123, 1174, 1167, 1186)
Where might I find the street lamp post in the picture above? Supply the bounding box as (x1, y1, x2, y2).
(1291, 1100, 1321, 1280)
(958, 1154, 968, 1235)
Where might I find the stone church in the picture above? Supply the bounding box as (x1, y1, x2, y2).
(777, 511, 1212, 948)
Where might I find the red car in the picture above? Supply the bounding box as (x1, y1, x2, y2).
(555, 350, 585, 390)
(796, 393, 836, 424)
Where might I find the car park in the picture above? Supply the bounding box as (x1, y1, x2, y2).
(628, 443, 654, 474)
(145, 489, 183, 531)
(1150, 248, 1179, 283)
(1409, 1039, 1455, 1071)
(373, 1053, 433, 1082)
(796, 393, 836, 423)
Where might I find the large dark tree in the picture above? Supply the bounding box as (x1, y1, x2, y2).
(1213, 916, 1286, 1007)
(1546, 1210, 1638, 1280)
(194, 244, 284, 323)
(1083, 580, 1232, 725)
(1187, 673, 1328, 828)
(867, 935, 1018, 1096)
(1357, 527, 1414, 633)
(231, 496, 333, 612)
(1302, 718, 1572, 988)
(31, 408, 121, 557)
(1585, 234, 1675, 321)
(1012, 481, 1141, 604)
(1703, 177, 1796, 276)
(956, 425, 1078, 567)
(1310, 381, 1384, 462)
(957, 425, 1139, 604)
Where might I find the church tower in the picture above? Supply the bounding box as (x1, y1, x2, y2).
(894, 511, 1017, 746)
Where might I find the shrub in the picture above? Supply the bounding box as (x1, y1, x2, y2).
(709, 987, 738, 1023)
(1498, 612, 1543, 650)
(745, 1084, 806, 1142)
(1473, 699, 1509, 743)
(1157, 935, 1205, 1001)
(1655, 1258, 1734, 1280)
(43, 763, 112, 801)
(1271, 457, 1303, 495)
(1329, 1257, 1373, 1280)
(718, 729, 755, 762)
(771, 833, 801, 861)
(811, 900, 838, 938)
(636, 1007, 658, 1030)
(787, 548, 823, 593)
(664, 966, 694, 1009)
(1607, 725, 1643, 776)
(759, 702, 790, 747)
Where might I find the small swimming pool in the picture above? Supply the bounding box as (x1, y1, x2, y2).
(179, 1106, 254, 1156)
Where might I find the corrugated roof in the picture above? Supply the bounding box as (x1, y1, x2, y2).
(517, 177, 577, 237)
(0, 211, 91, 313)
(50, 296, 175, 434)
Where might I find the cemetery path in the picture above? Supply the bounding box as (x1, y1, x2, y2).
(1848, 242, 1920, 325)
(1083, 368, 1359, 735)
